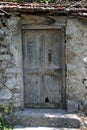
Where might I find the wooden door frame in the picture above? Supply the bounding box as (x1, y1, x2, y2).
(22, 25, 66, 109)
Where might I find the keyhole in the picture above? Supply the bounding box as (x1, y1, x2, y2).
(48, 49, 52, 63)
(45, 97, 49, 103)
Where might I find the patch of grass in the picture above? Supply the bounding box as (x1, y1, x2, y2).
(3, 128, 12, 130)
(0, 105, 13, 130)
(0, 125, 13, 130)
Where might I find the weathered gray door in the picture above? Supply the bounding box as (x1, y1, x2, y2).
(23, 29, 65, 108)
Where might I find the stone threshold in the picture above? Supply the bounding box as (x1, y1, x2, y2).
(13, 109, 81, 128)
(14, 126, 80, 130)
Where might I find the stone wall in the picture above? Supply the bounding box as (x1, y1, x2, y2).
(0, 16, 23, 108)
(66, 18, 87, 113)
(0, 15, 87, 113)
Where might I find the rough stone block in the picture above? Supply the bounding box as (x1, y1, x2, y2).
(13, 102, 21, 108)
(0, 47, 8, 54)
(6, 68, 21, 74)
(0, 55, 11, 61)
(0, 26, 8, 34)
(83, 100, 87, 109)
(83, 32, 87, 37)
(6, 78, 16, 89)
(0, 88, 12, 100)
(67, 100, 79, 113)
(14, 93, 20, 98)
(84, 81, 87, 86)
(83, 57, 87, 63)
(1, 61, 8, 68)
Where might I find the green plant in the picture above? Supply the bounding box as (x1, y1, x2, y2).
(0, 105, 13, 130)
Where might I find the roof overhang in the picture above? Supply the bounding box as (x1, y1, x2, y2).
(0, 2, 87, 17)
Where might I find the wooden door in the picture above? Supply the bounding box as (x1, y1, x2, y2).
(23, 29, 65, 108)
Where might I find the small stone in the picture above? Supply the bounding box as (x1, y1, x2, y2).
(83, 100, 87, 109)
(6, 68, 21, 73)
(0, 47, 8, 54)
(15, 86, 20, 89)
(1, 61, 7, 68)
(67, 100, 79, 113)
(15, 98, 20, 102)
(0, 28, 8, 41)
(6, 78, 16, 89)
(13, 102, 21, 108)
(14, 93, 20, 98)
(0, 55, 11, 61)
(83, 57, 87, 63)
(0, 88, 12, 99)
(83, 32, 87, 37)
(84, 81, 87, 86)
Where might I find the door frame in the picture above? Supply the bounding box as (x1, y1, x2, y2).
(22, 25, 66, 109)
